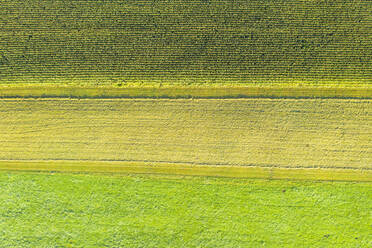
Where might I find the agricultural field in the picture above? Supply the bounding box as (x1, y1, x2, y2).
(1, 98, 370, 247)
(0, 98, 371, 171)
(0, 0, 371, 246)
(0, 0, 371, 87)
(0, 171, 370, 247)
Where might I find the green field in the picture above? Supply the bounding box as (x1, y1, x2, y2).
(1, 0, 371, 86)
(0, 171, 370, 247)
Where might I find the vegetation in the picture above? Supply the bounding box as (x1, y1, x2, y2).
(1, 1, 370, 246)
(0, 171, 370, 247)
(0, 84, 371, 99)
(1, 0, 371, 87)
(0, 98, 371, 170)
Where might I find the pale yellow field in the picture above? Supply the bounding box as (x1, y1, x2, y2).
(0, 98, 370, 170)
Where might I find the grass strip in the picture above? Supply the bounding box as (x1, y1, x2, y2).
(0, 160, 371, 182)
(0, 86, 371, 99)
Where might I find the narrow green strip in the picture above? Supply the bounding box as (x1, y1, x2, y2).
(0, 86, 371, 99)
(0, 161, 370, 182)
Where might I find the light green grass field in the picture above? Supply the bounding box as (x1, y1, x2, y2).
(0, 171, 371, 247)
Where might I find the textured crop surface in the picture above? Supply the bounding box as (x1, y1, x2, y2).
(0, 98, 371, 169)
(0, 172, 370, 247)
(1, 0, 371, 246)
(0, 0, 371, 85)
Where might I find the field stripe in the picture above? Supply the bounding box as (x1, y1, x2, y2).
(0, 86, 371, 99)
(1, 98, 370, 170)
(0, 160, 371, 182)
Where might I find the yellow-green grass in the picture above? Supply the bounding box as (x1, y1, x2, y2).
(0, 98, 371, 175)
(1, 171, 371, 247)
(2, 77, 372, 88)
(0, 160, 371, 182)
(0, 84, 371, 99)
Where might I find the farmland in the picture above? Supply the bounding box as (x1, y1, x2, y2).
(1, 0, 371, 87)
(0, 98, 371, 172)
(0, 171, 370, 247)
(0, 0, 371, 246)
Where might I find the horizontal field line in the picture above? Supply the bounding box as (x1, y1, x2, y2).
(0, 158, 370, 171)
(0, 86, 371, 99)
(1, 96, 372, 100)
(0, 159, 371, 182)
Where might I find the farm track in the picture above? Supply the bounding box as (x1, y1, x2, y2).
(0, 160, 371, 182)
(0, 98, 371, 181)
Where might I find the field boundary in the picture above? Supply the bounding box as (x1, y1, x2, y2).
(0, 86, 371, 99)
(0, 160, 371, 182)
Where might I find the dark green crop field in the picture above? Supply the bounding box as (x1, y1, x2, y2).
(0, 0, 371, 86)
(0, 172, 370, 247)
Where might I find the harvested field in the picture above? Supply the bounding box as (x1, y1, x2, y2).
(0, 98, 370, 170)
